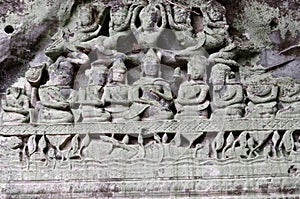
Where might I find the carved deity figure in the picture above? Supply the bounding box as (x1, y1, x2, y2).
(175, 56, 210, 119)
(38, 58, 75, 123)
(125, 49, 174, 121)
(45, 2, 105, 60)
(276, 82, 300, 118)
(166, 5, 195, 49)
(85, 5, 138, 67)
(165, 4, 215, 65)
(210, 64, 244, 119)
(166, 5, 207, 61)
(202, 1, 230, 50)
(1, 79, 30, 124)
(98, 5, 135, 53)
(131, 3, 166, 48)
(77, 62, 111, 122)
(171, 5, 191, 30)
(109, 5, 133, 36)
(245, 78, 278, 118)
(102, 59, 131, 122)
(71, 3, 104, 42)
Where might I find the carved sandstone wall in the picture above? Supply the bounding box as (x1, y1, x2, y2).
(0, 0, 299, 93)
(0, 0, 300, 198)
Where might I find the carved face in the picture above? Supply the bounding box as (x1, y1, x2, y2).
(140, 5, 161, 30)
(210, 64, 231, 85)
(143, 62, 160, 77)
(52, 61, 74, 86)
(113, 10, 127, 26)
(89, 70, 107, 86)
(188, 64, 205, 80)
(208, 7, 223, 22)
(173, 6, 188, 23)
(112, 69, 126, 83)
(25, 67, 43, 84)
(78, 6, 92, 26)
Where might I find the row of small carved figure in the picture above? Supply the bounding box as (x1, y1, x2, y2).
(1, 48, 300, 124)
(1, 70, 300, 124)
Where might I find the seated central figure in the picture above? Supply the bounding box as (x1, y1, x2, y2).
(126, 49, 174, 121)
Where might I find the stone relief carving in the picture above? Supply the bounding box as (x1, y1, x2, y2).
(210, 63, 244, 119)
(175, 56, 209, 119)
(2, 127, 299, 171)
(38, 57, 76, 123)
(1, 0, 299, 136)
(126, 49, 174, 121)
(0, 0, 300, 197)
(277, 80, 300, 118)
(1, 79, 30, 124)
(103, 59, 131, 122)
(201, 0, 230, 50)
(245, 78, 278, 118)
(77, 62, 111, 122)
(1, 0, 299, 144)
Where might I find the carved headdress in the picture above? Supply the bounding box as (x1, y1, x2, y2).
(86, 61, 108, 85)
(139, 3, 161, 21)
(141, 49, 162, 77)
(210, 63, 231, 85)
(111, 59, 127, 71)
(188, 55, 208, 81)
(142, 49, 160, 63)
(109, 59, 128, 84)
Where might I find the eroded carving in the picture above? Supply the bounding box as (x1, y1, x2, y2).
(245, 78, 278, 118)
(77, 62, 111, 122)
(126, 49, 174, 121)
(211, 63, 244, 119)
(1, 79, 30, 124)
(1, 1, 300, 197)
(202, 1, 230, 50)
(175, 56, 210, 119)
(277, 81, 300, 118)
(38, 57, 75, 123)
(103, 59, 131, 122)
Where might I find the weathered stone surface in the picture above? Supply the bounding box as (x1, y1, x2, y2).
(0, 0, 299, 198)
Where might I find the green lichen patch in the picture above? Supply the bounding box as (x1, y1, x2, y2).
(234, 0, 300, 48)
(234, 0, 279, 48)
